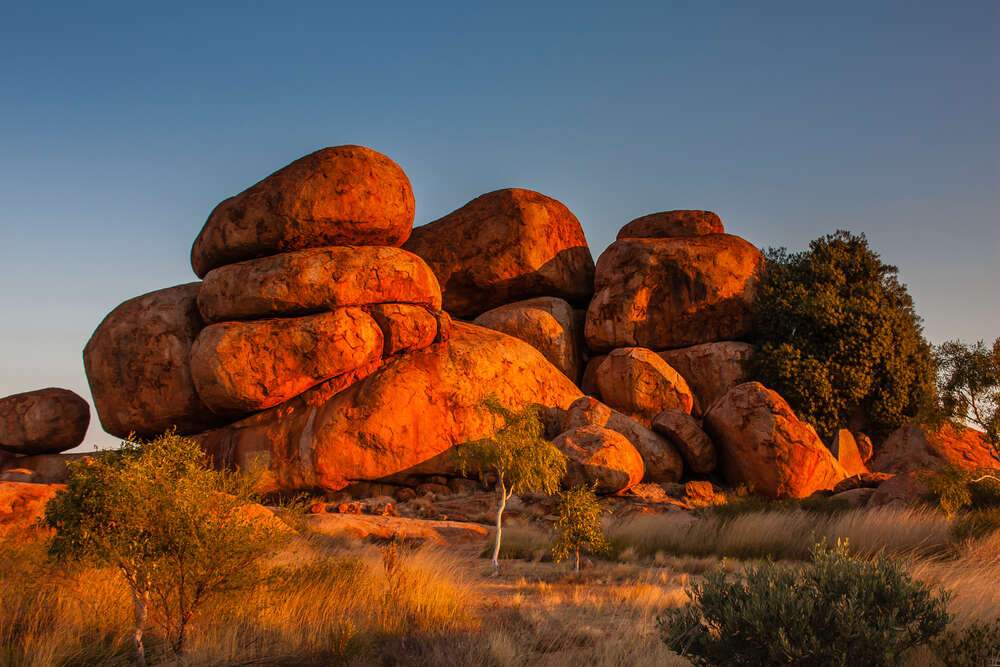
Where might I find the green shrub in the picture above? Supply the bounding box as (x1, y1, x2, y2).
(552, 485, 610, 572)
(923, 464, 1000, 515)
(933, 618, 1000, 667)
(659, 541, 950, 666)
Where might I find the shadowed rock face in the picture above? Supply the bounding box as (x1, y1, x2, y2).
(658, 341, 753, 413)
(703, 382, 847, 499)
(617, 210, 724, 240)
(0, 388, 90, 455)
(83, 283, 222, 439)
(652, 410, 717, 475)
(191, 146, 415, 277)
(585, 235, 764, 352)
(192, 323, 583, 493)
(869, 423, 999, 474)
(403, 188, 595, 319)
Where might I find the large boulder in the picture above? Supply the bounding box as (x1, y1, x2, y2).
(867, 472, 928, 508)
(189, 308, 384, 416)
(658, 341, 753, 411)
(0, 453, 91, 484)
(829, 429, 869, 477)
(594, 348, 694, 426)
(869, 423, 999, 474)
(585, 235, 764, 352)
(191, 146, 415, 277)
(197, 246, 441, 323)
(703, 382, 848, 498)
(562, 396, 683, 483)
(652, 410, 717, 474)
(367, 304, 443, 356)
(192, 323, 583, 492)
(402, 188, 595, 318)
(617, 210, 724, 239)
(0, 481, 63, 538)
(84, 284, 221, 439)
(473, 297, 583, 382)
(0, 388, 90, 455)
(552, 425, 644, 494)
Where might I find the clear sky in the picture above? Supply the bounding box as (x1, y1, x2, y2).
(1, 1, 997, 452)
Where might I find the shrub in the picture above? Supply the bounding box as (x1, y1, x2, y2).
(923, 464, 1000, 516)
(44, 431, 289, 661)
(660, 541, 950, 666)
(751, 231, 936, 441)
(933, 618, 1000, 667)
(552, 484, 610, 571)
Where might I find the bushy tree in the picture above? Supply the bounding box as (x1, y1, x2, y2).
(935, 338, 1000, 456)
(552, 484, 609, 572)
(456, 397, 567, 572)
(44, 432, 288, 663)
(660, 541, 950, 666)
(751, 231, 936, 442)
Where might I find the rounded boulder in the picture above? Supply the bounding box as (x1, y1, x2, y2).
(553, 424, 645, 494)
(594, 347, 694, 427)
(0, 388, 90, 455)
(617, 210, 724, 239)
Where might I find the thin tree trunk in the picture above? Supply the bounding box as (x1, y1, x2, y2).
(492, 475, 507, 573)
(131, 588, 147, 667)
(575, 549, 580, 573)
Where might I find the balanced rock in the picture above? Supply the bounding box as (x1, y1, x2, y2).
(190, 308, 383, 416)
(594, 348, 694, 426)
(869, 423, 999, 474)
(617, 210, 724, 239)
(192, 146, 415, 277)
(659, 341, 753, 411)
(192, 323, 582, 492)
(585, 235, 764, 352)
(473, 297, 583, 382)
(562, 396, 683, 483)
(553, 425, 644, 494)
(402, 188, 595, 318)
(0, 388, 90, 455)
(84, 284, 221, 439)
(652, 410, 717, 474)
(703, 382, 847, 498)
(197, 246, 441, 323)
(829, 429, 868, 477)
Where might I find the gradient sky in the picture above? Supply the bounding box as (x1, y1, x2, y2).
(1, 1, 997, 451)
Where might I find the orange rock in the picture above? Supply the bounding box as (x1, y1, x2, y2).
(403, 188, 595, 318)
(191, 146, 415, 277)
(84, 284, 222, 439)
(585, 235, 764, 352)
(829, 429, 869, 477)
(617, 210, 724, 239)
(553, 425, 645, 494)
(652, 410, 717, 475)
(594, 348, 694, 426)
(832, 471, 892, 493)
(703, 382, 848, 498)
(473, 297, 583, 382)
(562, 396, 683, 483)
(192, 323, 582, 492)
(367, 303, 440, 356)
(0, 481, 63, 538)
(197, 246, 441, 323)
(869, 423, 1000, 474)
(190, 308, 383, 416)
(868, 472, 928, 508)
(658, 341, 754, 412)
(0, 388, 90, 455)
(854, 432, 874, 463)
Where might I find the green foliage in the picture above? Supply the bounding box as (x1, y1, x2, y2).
(44, 431, 289, 654)
(552, 485, 610, 570)
(933, 618, 1000, 667)
(936, 338, 1000, 457)
(751, 231, 936, 441)
(660, 541, 950, 666)
(952, 507, 1000, 541)
(922, 464, 1000, 516)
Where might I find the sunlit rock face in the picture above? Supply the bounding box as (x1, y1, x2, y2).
(616, 209, 725, 240)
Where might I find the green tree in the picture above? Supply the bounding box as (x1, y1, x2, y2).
(751, 230, 936, 442)
(935, 338, 1000, 457)
(456, 397, 567, 572)
(552, 484, 609, 572)
(44, 432, 288, 663)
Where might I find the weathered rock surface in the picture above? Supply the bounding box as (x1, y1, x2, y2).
(0, 481, 63, 537)
(192, 323, 582, 492)
(84, 284, 221, 439)
(0, 453, 91, 484)
(869, 423, 1000, 474)
(868, 472, 928, 508)
(562, 396, 683, 483)
(553, 425, 644, 494)
(652, 410, 717, 474)
(832, 471, 893, 494)
(831, 487, 876, 508)
(473, 297, 583, 382)
(402, 189, 595, 318)
(829, 429, 868, 477)
(585, 235, 764, 352)
(703, 382, 848, 498)
(854, 432, 874, 463)
(0, 388, 90, 455)
(594, 348, 694, 426)
(197, 246, 441, 322)
(192, 146, 415, 277)
(658, 342, 753, 411)
(190, 308, 383, 416)
(617, 210, 724, 239)
(367, 304, 441, 356)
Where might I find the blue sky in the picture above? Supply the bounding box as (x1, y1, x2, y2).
(1, 1, 997, 451)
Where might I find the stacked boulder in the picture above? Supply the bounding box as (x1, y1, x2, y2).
(0, 388, 90, 483)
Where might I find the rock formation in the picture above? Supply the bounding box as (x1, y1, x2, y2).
(616, 210, 724, 239)
(593, 347, 694, 426)
(0, 388, 90, 455)
(829, 429, 869, 477)
(658, 341, 753, 411)
(552, 425, 644, 494)
(869, 423, 999, 474)
(652, 410, 717, 475)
